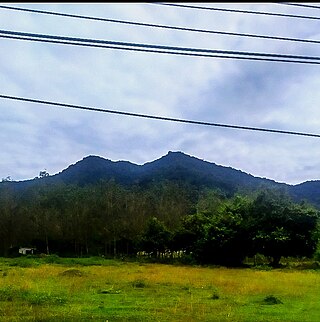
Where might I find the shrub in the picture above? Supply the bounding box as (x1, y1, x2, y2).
(42, 254, 62, 264)
(263, 295, 283, 305)
(132, 279, 147, 288)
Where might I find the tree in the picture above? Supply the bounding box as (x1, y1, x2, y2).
(171, 212, 210, 255)
(39, 170, 49, 178)
(189, 195, 251, 266)
(145, 181, 195, 230)
(196, 189, 226, 215)
(138, 217, 172, 257)
(0, 184, 18, 256)
(174, 190, 320, 267)
(249, 190, 320, 266)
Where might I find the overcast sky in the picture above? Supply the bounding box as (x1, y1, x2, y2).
(1, 2, 320, 185)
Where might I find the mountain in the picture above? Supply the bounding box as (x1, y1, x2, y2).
(137, 151, 283, 194)
(41, 151, 281, 193)
(290, 181, 320, 207)
(52, 155, 141, 186)
(3, 151, 320, 207)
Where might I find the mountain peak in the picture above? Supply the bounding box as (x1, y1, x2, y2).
(144, 151, 197, 168)
(165, 150, 190, 159)
(167, 150, 185, 155)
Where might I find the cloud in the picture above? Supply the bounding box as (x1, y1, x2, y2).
(1, 3, 320, 184)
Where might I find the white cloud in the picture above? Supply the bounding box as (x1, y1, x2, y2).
(1, 3, 320, 184)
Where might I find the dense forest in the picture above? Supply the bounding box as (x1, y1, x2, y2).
(0, 176, 319, 267)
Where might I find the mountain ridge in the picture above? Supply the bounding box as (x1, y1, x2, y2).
(2, 151, 319, 207)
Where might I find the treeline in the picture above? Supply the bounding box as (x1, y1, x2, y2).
(0, 179, 319, 266)
(0, 180, 195, 257)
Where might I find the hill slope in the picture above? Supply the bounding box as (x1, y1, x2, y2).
(3, 151, 320, 207)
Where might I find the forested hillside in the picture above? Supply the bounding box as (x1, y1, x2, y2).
(0, 151, 319, 266)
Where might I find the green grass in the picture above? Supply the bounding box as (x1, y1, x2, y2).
(0, 257, 319, 321)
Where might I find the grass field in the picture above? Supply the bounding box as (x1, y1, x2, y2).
(0, 257, 319, 321)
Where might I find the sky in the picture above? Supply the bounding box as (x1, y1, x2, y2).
(1, 2, 320, 185)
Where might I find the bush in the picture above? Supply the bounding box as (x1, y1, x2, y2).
(263, 295, 283, 305)
(132, 279, 147, 288)
(8, 257, 39, 268)
(314, 245, 320, 262)
(42, 254, 62, 264)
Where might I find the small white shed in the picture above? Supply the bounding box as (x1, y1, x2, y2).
(19, 247, 36, 255)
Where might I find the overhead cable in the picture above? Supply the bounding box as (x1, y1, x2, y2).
(1, 94, 320, 139)
(1, 5, 320, 45)
(276, 3, 320, 10)
(152, 2, 320, 21)
(1, 29, 320, 64)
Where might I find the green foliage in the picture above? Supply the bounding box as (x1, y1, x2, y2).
(138, 217, 172, 257)
(249, 190, 320, 266)
(42, 254, 62, 264)
(171, 212, 210, 254)
(0, 175, 319, 267)
(8, 256, 41, 268)
(313, 239, 320, 261)
(181, 194, 252, 265)
(175, 189, 320, 266)
(196, 188, 226, 214)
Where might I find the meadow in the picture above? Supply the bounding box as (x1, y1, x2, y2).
(0, 256, 319, 321)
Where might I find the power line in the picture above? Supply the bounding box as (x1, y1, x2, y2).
(277, 3, 320, 10)
(1, 5, 320, 46)
(152, 2, 320, 21)
(1, 29, 320, 65)
(1, 94, 320, 139)
(5, 28, 320, 60)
